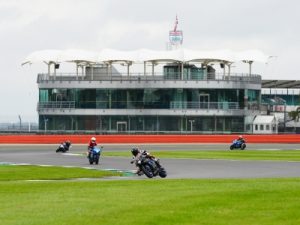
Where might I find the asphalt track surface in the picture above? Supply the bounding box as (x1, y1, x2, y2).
(1, 144, 300, 179)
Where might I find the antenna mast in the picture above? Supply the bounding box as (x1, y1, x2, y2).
(168, 15, 183, 50)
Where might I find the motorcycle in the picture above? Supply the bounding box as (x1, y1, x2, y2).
(230, 139, 246, 150)
(133, 155, 167, 178)
(88, 146, 102, 165)
(56, 141, 71, 153)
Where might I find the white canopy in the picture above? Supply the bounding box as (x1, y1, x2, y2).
(22, 49, 62, 65)
(253, 115, 276, 124)
(22, 48, 269, 65)
(59, 49, 98, 63)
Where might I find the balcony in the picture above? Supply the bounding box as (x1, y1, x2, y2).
(37, 101, 75, 110)
(37, 72, 261, 84)
(170, 101, 240, 110)
(37, 101, 241, 111)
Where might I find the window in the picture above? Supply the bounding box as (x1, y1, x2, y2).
(255, 125, 258, 130)
(260, 124, 264, 130)
(246, 124, 251, 131)
(266, 125, 270, 130)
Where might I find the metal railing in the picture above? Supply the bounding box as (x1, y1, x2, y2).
(38, 101, 75, 110)
(37, 72, 261, 83)
(37, 101, 241, 110)
(170, 101, 240, 110)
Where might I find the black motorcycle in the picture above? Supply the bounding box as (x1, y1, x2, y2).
(56, 141, 71, 153)
(134, 155, 167, 178)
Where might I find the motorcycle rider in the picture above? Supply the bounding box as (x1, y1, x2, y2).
(130, 147, 159, 175)
(57, 140, 71, 152)
(87, 137, 97, 158)
(63, 140, 71, 151)
(237, 135, 245, 143)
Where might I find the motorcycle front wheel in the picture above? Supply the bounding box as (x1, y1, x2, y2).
(158, 167, 167, 178)
(95, 155, 99, 164)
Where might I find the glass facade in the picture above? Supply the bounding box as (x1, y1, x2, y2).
(39, 115, 244, 133)
(39, 88, 254, 110)
(38, 87, 258, 133)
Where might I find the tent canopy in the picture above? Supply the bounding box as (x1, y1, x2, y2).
(253, 115, 276, 124)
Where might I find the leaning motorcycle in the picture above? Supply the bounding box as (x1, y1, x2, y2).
(134, 155, 167, 178)
(56, 141, 71, 153)
(88, 146, 102, 165)
(230, 140, 246, 150)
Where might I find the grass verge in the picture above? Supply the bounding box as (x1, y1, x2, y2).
(104, 150, 300, 161)
(0, 164, 122, 181)
(1, 178, 300, 225)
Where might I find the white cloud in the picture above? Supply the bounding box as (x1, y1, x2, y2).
(0, 0, 106, 31)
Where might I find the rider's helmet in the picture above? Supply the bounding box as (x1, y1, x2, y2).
(65, 140, 71, 145)
(238, 135, 243, 139)
(131, 147, 140, 156)
(91, 137, 96, 142)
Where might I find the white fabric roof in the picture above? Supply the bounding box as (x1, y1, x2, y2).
(59, 49, 98, 63)
(22, 48, 269, 65)
(22, 49, 62, 65)
(253, 115, 276, 124)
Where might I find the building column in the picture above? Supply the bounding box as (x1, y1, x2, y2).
(109, 117, 111, 131)
(181, 62, 184, 80)
(244, 89, 248, 110)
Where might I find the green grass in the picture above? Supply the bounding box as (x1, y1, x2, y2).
(0, 164, 122, 181)
(1, 178, 300, 225)
(104, 150, 300, 161)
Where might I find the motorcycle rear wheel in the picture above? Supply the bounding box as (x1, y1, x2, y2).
(141, 164, 154, 178)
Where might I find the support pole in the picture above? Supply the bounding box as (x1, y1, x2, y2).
(181, 62, 184, 80)
(152, 61, 155, 76)
(76, 62, 79, 80)
(91, 64, 94, 81)
(127, 62, 130, 77)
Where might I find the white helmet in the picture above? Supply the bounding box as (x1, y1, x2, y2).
(91, 137, 96, 142)
(239, 135, 243, 139)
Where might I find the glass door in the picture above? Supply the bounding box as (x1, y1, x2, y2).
(199, 94, 210, 109)
(117, 121, 127, 133)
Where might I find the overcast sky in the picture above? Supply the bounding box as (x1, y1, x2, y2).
(0, 0, 299, 123)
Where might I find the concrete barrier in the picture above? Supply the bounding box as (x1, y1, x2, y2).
(0, 134, 299, 144)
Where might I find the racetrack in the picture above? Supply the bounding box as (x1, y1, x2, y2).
(1, 143, 300, 179)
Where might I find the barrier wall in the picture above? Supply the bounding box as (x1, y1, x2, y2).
(0, 134, 299, 144)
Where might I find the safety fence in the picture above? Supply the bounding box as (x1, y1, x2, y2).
(0, 134, 299, 144)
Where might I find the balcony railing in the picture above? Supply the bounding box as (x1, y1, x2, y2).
(37, 101, 242, 110)
(38, 101, 75, 110)
(37, 72, 261, 83)
(170, 101, 240, 110)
